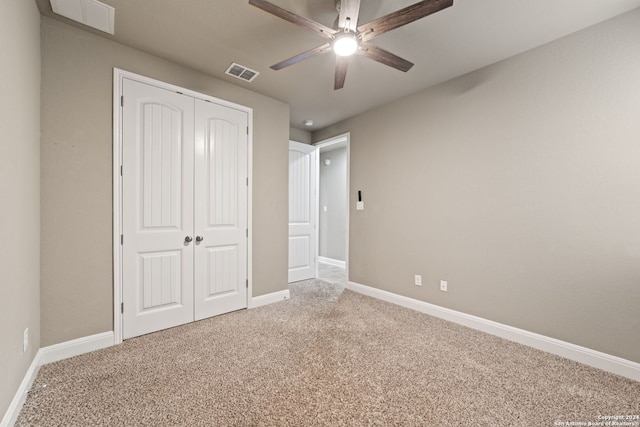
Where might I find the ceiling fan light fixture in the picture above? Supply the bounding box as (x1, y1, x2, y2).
(333, 31, 358, 57)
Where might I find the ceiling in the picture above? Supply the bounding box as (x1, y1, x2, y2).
(36, 0, 640, 131)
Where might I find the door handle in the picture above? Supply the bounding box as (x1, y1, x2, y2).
(195, 235, 204, 242)
(185, 236, 193, 243)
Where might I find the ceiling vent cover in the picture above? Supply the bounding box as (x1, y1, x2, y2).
(225, 63, 260, 82)
(50, 0, 115, 34)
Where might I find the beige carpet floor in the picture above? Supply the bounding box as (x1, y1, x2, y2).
(16, 280, 640, 426)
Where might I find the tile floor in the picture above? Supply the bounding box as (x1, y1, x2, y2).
(317, 262, 346, 284)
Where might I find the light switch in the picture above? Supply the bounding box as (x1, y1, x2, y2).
(323, 206, 327, 212)
(356, 201, 364, 211)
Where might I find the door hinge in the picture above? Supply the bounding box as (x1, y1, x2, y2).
(121, 95, 124, 107)
(246, 228, 248, 238)
(120, 234, 123, 245)
(246, 127, 249, 135)
(246, 279, 248, 288)
(120, 302, 124, 314)
(246, 177, 249, 186)
(120, 165, 123, 176)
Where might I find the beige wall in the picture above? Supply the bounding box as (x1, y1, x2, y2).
(290, 127, 312, 144)
(41, 17, 289, 347)
(0, 0, 41, 418)
(314, 9, 640, 363)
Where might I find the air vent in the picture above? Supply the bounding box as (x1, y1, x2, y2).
(50, 0, 115, 34)
(225, 63, 260, 83)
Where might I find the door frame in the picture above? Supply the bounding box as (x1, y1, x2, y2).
(313, 132, 350, 282)
(112, 68, 254, 344)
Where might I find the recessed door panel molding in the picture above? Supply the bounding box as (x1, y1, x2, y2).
(288, 141, 317, 283)
(139, 251, 182, 311)
(206, 118, 239, 228)
(206, 245, 239, 297)
(118, 72, 250, 340)
(289, 150, 311, 224)
(140, 102, 182, 230)
(289, 235, 311, 270)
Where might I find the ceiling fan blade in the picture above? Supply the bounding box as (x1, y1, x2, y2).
(249, 0, 336, 40)
(334, 56, 349, 90)
(357, 42, 414, 72)
(338, 0, 361, 32)
(271, 43, 332, 70)
(357, 0, 453, 42)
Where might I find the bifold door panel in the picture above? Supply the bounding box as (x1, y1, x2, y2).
(122, 79, 247, 339)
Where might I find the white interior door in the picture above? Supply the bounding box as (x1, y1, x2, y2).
(121, 77, 249, 339)
(194, 99, 248, 320)
(288, 141, 317, 283)
(122, 79, 195, 339)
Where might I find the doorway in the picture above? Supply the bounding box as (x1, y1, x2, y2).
(315, 133, 350, 285)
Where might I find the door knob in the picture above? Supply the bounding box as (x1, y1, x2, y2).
(185, 236, 193, 243)
(195, 235, 204, 242)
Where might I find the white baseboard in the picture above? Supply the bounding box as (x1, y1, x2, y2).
(4, 287, 637, 427)
(2, 331, 115, 426)
(0, 352, 41, 427)
(249, 289, 290, 309)
(347, 281, 640, 382)
(318, 256, 346, 268)
(39, 331, 115, 365)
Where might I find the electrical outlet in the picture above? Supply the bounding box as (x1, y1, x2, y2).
(23, 328, 29, 353)
(414, 275, 422, 286)
(440, 280, 448, 292)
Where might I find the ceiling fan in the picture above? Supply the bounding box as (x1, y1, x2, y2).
(248, 0, 454, 90)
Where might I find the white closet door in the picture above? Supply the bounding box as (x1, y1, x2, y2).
(288, 141, 317, 283)
(194, 99, 248, 320)
(122, 79, 195, 339)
